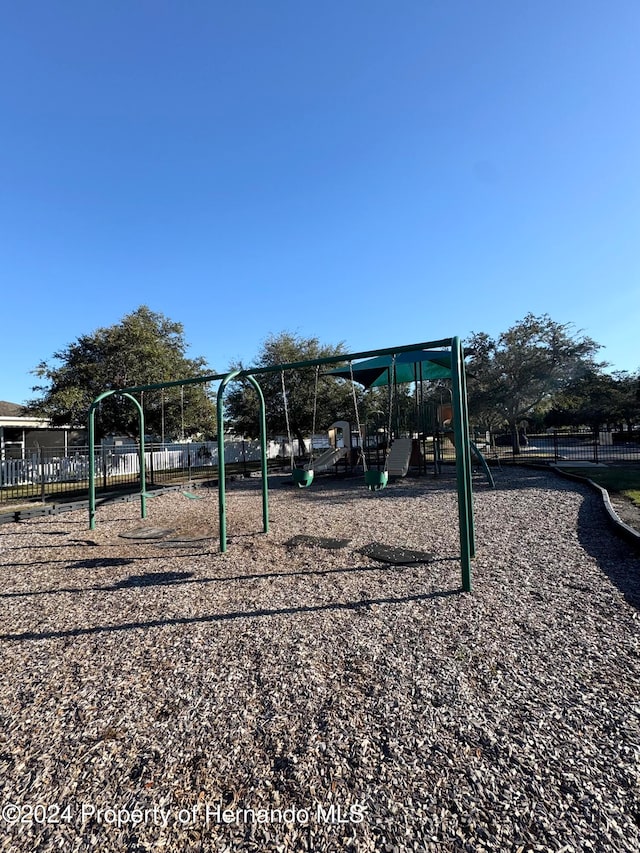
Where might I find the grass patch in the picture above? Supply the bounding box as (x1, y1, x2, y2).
(623, 489, 640, 507)
(557, 465, 640, 499)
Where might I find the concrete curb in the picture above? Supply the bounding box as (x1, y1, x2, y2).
(550, 465, 640, 552)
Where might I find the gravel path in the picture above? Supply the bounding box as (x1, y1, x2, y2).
(0, 467, 638, 852)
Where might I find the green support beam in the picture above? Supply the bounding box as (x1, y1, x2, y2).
(103, 338, 454, 396)
(450, 337, 473, 592)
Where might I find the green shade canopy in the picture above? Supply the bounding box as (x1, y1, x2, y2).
(327, 349, 452, 388)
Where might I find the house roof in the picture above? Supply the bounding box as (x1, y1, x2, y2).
(0, 401, 26, 418)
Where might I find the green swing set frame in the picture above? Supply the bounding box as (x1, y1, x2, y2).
(87, 337, 475, 592)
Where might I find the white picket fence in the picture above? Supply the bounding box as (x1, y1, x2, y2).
(0, 455, 93, 487)
(0, 439, 286, 487)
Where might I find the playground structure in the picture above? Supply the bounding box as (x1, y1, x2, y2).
(304, 426, 411, 479)
(386, 437, 413, 477)
(87, 338, 476, 592)
(308, 427, 350, 473)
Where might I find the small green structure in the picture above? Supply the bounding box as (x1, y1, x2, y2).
(87, 337, 476, 592)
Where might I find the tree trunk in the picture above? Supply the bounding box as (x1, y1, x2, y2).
(510, 422, 521, 455)
(294, 428, 307, 458)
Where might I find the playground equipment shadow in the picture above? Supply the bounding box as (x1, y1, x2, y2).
(575, 498, 640, 610)
(0, 556, 461, 605)
(0, 585, 462, 643)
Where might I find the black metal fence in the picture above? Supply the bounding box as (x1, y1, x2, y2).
(475, 428, 640, 464)
(3, 429, 639, 507)
(0, 440, 276, 506)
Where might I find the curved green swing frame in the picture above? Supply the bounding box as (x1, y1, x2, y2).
(87, 336, 475, 592)
(216, 370, 269, 552)
(88, 390, 147, 529)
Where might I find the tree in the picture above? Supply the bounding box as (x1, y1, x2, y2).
(28, 306, 215, 439)
(544, 370, 620, 431)
(610, 371, 640, 435)
(223, 332, 354, 453)
(545, 370, 640, 437)
(465, 314, 603, 452)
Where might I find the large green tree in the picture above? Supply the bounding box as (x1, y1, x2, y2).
(465, 314, 603, 452)
(223, 332, 356, 453)
(29, 306, 215, 439)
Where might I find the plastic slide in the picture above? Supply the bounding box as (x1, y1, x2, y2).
(385, 437, 413, 477)
(307, 446, 349, 472)
(469, 440, 495, 488)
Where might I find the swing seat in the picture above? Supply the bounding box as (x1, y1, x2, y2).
(365, 470, 388, 491)
(292, 468, 314, 488)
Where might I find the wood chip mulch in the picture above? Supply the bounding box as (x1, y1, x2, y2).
(0, 467, 638, 852)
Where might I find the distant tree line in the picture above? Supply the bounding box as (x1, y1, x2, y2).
(28, 307, 639, 451)
(463, 313, 639, 452)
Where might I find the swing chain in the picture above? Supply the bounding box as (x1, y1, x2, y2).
(349, 361, 367, 472)
(309, 365, 319, 468)
(160, 387, 165, 445)
(180, 385, 185, 441)
(384, 355, 396, 471)
(280, 371, 295, 470)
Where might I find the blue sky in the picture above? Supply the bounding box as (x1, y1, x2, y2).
(2, 1, 638, 404)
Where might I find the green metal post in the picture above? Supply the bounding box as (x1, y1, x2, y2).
(88, 392, 113, 530)
(217, 372, 235, 552)
(126, 393, 147, 521)
(88, 411, 96, 530)
(252, 375, 269, 535)
(451, 336, 472, 592)
(458, 341, 475, 556)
